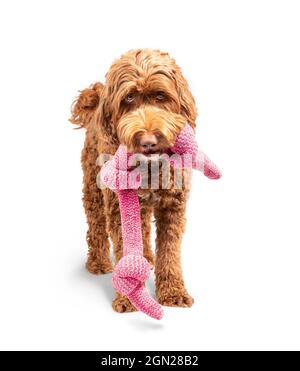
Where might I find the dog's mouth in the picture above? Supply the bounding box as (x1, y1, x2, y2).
(128, 152, 168, 172)
(142, 149, 162, 156)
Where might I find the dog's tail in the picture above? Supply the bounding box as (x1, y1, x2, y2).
(69, 82, 104, 128)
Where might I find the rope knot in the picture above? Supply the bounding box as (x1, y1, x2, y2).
(112, 255, 164, 320)
(112, 255, 150, 296)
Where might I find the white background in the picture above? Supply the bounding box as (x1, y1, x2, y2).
(0, 0, 300, 351)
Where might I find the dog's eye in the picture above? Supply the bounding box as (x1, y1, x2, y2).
(124, 94, 135, 104)
(156, 93, 165, 101)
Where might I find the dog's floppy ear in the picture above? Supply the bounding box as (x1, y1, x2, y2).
(173, 69, 197, 129)
(93, 87, 119, 149)
(69, 82, 104, 128)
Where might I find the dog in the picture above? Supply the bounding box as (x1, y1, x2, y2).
(70, 49, 196, 312)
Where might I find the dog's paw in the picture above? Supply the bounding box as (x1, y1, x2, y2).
(112, 294, 137, 313)
(86, 257, 113, 275)
(157, 291, 194, 308)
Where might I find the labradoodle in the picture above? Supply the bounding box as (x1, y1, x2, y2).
(70, 49, 196, 313)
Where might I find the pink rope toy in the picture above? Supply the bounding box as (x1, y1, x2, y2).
(100, 124, 222, 320)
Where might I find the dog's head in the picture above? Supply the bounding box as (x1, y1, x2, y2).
(71, 49, 197, 153)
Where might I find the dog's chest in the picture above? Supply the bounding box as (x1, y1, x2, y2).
(137, 166, 191, 207)
(138, 189, 162, 206)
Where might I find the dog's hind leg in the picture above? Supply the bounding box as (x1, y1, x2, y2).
(81, 131, 113, 274)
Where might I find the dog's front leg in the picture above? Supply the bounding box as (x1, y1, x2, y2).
(154, 191, 194, 307)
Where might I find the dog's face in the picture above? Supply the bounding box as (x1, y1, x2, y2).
(99, 49, 197, 153)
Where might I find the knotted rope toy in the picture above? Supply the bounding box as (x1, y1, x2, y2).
(100, 124, 221, 320)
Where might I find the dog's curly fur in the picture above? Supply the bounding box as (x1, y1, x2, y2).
(70, 49, 197, 312)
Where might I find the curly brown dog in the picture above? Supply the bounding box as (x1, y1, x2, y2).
(70, 49, 196, 313)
